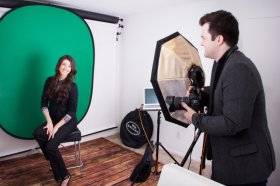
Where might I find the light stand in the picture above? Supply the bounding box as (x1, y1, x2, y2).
(154, 111, 204, 173)
(145, 107, 207, 175)
(154, 110, 180, 174)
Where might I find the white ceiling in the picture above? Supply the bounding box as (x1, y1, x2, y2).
(37, 0, 196, 17)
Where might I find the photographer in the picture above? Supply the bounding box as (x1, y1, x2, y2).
(181, 10, 275, 186)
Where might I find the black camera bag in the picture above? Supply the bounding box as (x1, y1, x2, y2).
(120, 108, 153, 148)
(129, 143, 154, 183)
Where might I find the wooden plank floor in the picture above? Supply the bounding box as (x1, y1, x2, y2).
(0, 138, 162, 186)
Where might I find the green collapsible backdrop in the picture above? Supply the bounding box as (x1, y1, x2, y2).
(0, 5, 94, 139)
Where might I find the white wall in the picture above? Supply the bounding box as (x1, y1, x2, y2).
(119, 0, 280, 185)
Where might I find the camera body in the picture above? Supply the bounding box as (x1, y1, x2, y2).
(166, 65, 208, 113)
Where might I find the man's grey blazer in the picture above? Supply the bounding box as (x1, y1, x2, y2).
(192, 50, 276, 185)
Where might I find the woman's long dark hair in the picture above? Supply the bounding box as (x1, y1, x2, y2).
(45, 55, 77, 104)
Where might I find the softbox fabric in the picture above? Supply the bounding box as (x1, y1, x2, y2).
(151, 32, 204, 127)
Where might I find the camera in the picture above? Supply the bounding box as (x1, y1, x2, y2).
(166, 65, 208, 113)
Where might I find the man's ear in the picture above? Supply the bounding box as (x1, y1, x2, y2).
(216, 35, 224, 45)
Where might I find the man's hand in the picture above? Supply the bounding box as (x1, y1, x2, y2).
(181, 102, 196, 124)
(186, 86, 194, 97)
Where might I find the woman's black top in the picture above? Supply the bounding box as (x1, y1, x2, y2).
(41, 77, 78, 124)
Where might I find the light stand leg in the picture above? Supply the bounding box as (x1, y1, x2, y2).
(155, 111, 160, 174)
(180, 129, 202, 167)
(154, 111, 180, 174)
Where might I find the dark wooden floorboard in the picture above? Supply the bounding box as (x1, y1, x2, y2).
(0, 138, 162, 186)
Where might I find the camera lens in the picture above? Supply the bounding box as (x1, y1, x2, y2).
(166, 96, 190, 112)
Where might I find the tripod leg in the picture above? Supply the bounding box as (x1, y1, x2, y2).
(199, 133, 208, 175)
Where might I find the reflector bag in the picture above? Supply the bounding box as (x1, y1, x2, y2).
(120, 108, 153, 148)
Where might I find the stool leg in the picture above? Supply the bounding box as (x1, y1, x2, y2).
(74, 141, 77, 161)
(62, 140, 83, 176)
(78, 141, 83, 175)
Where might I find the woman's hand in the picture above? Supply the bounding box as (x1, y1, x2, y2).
(51, 120, 65, 139)
(43, 121, 53, 140)
(51, 125, 60, 139)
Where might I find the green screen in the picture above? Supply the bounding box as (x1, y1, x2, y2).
(0, 5, 94, 139)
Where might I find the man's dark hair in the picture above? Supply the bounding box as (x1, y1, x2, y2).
(199, 10, 239, 47)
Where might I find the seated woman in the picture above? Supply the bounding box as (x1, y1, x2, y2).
(33, 55, 78, 186)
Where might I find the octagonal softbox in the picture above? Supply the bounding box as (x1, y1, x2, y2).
(151, 32, 203, 127)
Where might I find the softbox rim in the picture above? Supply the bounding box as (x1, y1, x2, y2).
(151, 31, 198, 127)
